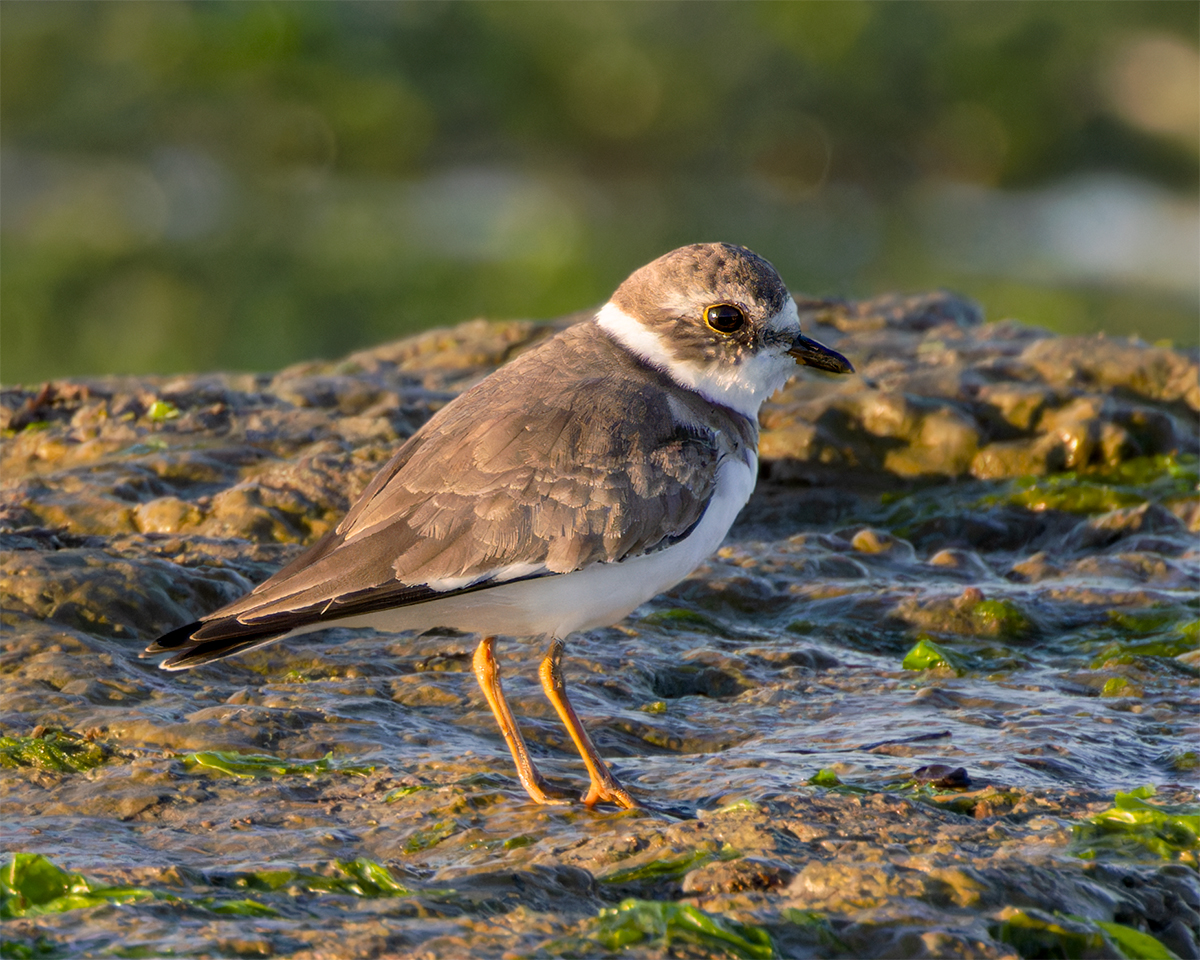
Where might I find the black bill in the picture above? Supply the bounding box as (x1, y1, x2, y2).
(788, 334, 854, 374)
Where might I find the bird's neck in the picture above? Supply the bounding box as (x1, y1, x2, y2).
(593, 302, 785, 422)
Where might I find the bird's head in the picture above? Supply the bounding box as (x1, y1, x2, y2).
(597, 242, 853, 418)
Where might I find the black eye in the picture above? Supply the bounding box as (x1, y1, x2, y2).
(704, 303, 746, 334)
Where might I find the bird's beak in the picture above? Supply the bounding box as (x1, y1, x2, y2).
(788, 334, 854, 374)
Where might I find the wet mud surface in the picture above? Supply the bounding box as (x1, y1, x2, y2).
(2, 295, 1198, 958)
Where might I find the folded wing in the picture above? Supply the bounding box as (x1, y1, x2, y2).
(144, 323, 743, 667)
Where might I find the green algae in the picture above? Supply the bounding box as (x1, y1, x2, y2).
(182, 750, 376, 778)
(231, 858, 413, 897)
(0, 730, 108, 774)
(1100, 677, 1143, 698)
(808, 768, 843, 788)
(1109, 609, 1188, 634)
(1, 853, 417, 920)
(1000, 478, 1145, 514)
(1165, 751, 1198, 772)
(403, 820, 459, 854)
(639, 700, 668, 714)
(590, 898, 774, 959)
(1088, 919, 1179, 960)
(0, 854, 287, 923)
(899, 631, 1028, 674)
(991, 908, 1177, 960)
(1094, 637, 1199, 667)
(869, 455, 1196, 546)
(194, 897, 281, 917)
(145, 400, 180, 422)
(991, 909, 1106, 959)
(876, 452, 1200, 532)
(1100, 453, 1198, 489)
(0, 854, 162, 919)
(970, 598, 1031, 639)
(1087, 608, 1199, 672)
(1094, 621, 1199, 664)
(1071, 786, 1198, 867)
(598, 844, 737, 886)
(902, 638, 959, 672)
(806, 769, 873, 796)
(319, 858, 414, 897)
(982, 454, 1199, 515)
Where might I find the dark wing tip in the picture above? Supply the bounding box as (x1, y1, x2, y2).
(142, 619, 290, 671)
(142, 621, 204, 657)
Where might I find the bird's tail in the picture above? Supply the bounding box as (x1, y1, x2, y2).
(141, 619, 293, 671)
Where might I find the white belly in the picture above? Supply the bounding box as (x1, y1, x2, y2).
(317, 456, 756, 641)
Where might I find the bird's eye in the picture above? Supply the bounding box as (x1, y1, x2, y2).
(704, 303, 746, 335)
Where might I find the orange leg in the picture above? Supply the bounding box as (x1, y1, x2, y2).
(538, 637, 640, 809)
(472, 636, 568, 805)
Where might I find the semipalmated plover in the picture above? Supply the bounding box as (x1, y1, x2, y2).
(145, 243, 853, 809)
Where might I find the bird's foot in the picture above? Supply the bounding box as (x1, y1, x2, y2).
(518, 770, 574, 806)
(581, 776, 642, 810)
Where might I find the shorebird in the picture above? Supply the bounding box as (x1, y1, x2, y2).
(145, 243, 853, 809)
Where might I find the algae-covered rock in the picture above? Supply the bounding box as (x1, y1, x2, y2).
(970, 435, 1068, 479)
(1019, 335, 1200, 410)
(2, 297, 1198, 960)
(762, 299, 1196, 483)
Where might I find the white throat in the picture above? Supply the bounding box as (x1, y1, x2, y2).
(595, 300, 800, 420)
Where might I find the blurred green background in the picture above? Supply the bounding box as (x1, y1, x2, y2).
(2, 1, 1197, 384)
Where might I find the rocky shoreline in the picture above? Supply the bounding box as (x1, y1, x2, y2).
(2, 294, 1197, 959)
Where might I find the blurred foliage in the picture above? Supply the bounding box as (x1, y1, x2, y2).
(2, 1, 1197, 382)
